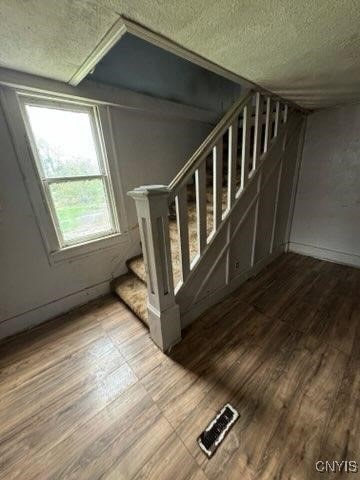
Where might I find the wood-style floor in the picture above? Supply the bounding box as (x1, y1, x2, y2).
(1, 253, 359, 480)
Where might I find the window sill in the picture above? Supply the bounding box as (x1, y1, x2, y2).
(49, 232, 127, 265)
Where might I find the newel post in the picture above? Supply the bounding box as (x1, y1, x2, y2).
(128, 185, 181, 352)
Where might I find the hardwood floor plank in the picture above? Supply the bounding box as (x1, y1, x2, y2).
(252, 345, 348, 480)
(132, 432, 206, 480)
(13, 382, 152, 480)
(175, 321, 298, 467)
(233, 253, 314, 305)
(309, 294, 359, 354)
(154, 309, 273, 430)
(1, 253, 359, 480)
(250, 265, 320, 317)
(0, 315, 101, 372)
(0, 362, 137, 478)
(0, 336, 125, 440)
(202, 337, 346, 480)
(101, 415, 175, 480)
(140, 304, 256, 406)
(317, 317, 360, 477)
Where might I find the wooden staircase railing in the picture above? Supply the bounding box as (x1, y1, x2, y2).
(129, 89, 291, 351)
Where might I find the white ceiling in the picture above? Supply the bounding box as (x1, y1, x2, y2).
(1, 0, 360, 109)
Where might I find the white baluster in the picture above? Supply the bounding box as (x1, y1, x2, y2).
(274, 100, 280, 137)
(213, 138, 223, 230)
(175, 186, 190, 283)
(283, 104, 288, 123)
(264, 97, 272, 153)
(195, 161, 207, 254)
(253, 92, 262, 171)
(228, 118, 238, 207)
(240, 101, 251, 190)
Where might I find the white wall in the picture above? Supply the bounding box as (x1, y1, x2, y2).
(0, 79, 212, 339)
(290, 103, 360, 267)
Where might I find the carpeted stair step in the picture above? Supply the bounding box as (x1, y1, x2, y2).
(111, 273, 148, 325)
(112, 174, 237, 325)
(127, 255, 146, 283)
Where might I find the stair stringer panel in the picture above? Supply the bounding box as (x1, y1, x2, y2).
(175, 113, 305, 328)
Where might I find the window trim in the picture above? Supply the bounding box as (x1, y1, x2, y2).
(0, 86, 129, 264)
(20, 96, 120, 248)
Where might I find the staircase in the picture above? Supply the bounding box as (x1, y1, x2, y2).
(112, 171, 229, 325)
(111, 90, 305, 351)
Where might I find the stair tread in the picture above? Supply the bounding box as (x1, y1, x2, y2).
(127, 255, 146, 283)
(112, 273, 148, 325)
(113, 182, 232, 325)
(111, 110, 279, 327)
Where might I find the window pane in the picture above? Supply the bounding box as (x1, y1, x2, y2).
(25, 105, 101, 177)
(49, 179, 113, 244)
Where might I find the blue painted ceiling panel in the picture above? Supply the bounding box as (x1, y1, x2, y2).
(89, 33, 242, 116)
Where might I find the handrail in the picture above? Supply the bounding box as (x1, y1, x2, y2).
(167, 89, 254, 200)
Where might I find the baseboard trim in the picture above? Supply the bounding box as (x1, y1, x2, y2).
(0, 280, 111, 341)
(181, 244, 286, 329)
(288, 241, 360, 269)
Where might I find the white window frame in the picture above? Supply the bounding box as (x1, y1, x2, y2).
(0, 86, 129, 264)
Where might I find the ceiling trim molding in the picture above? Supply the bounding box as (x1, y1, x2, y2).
(123, 17, 308, 112)
(69, 14, 307, 112)
(68, 17, 127, 86)
(121, 16, 255, 89)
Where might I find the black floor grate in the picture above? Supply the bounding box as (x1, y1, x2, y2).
(198, 403, 239, 458)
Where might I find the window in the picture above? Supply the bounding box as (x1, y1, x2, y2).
(21, 98, 119, 249)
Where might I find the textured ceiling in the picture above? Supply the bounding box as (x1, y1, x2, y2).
(0, 0, 360, 109)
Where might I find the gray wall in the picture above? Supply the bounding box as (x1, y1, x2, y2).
(109, 107, 211, 229)
(90, 33, 242, 116)
(290, 103, 360, 267)
(0, 84, 211, 339)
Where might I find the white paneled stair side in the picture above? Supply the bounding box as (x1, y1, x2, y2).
(112, 90, 306, 351)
